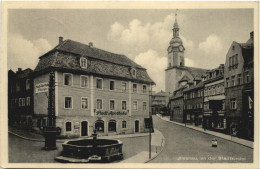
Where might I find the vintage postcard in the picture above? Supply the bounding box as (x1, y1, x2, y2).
(0, 1, 259, 169)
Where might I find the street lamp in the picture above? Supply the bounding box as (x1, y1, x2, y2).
(149, 84, 155, 159)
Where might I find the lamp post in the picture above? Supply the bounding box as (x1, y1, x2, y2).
(149, 84, 155, 159)
(43, 71, 59, 150)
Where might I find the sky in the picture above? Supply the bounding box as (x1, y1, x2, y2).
(7, 9, 253, 92)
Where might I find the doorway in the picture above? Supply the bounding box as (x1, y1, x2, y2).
(135, 120, 139, 133)
(81, 121, 88, 136)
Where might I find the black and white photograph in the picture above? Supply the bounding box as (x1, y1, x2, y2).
(0, 1, 259, 168)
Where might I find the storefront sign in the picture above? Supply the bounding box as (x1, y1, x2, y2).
(95, 111, 128, 116)
(35, 82, 49, 93)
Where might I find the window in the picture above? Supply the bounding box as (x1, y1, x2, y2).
(187, 114, 190, 120)
(26, 97, 30, 106)
(212, 86, 215, 95)
(122, 121, 126, 129)
(133, 84, 137, 93)
(95, 120, 104, 132)
(143, 85, 147, 93)
(22, 98, 25, 106)
(245, 71, 250, 83)
(80, 76, 88, 88)
(66, 122, 72, 131)
(110, 80, 115, 91)
(230, 98, 237, 110)
(237, 74, 242, 85)
(235, 54, 238, 65)
(64, 73, 72, 86)
(122, 82, 127, 92)
(204, 88, 207, 96)
(108, 120, 116, 132)
(16, 82, 20, 92)
(122, 101, 127, 110)
(26, 79, 30, 90)
(110, 100, 115, 110)
(81, 98, 88, 109)
(18, 98, 22, 107)
(226, 78, 229, 87)
(198, 90, 201, 97)
(232, 46, 235, 50)
(133, 101, 138, 110)
(80, 57, 87, 68)
(201, 89, 203, 97)
(96, 99, 103, 110)
(232, 76, 235, 86)
(65, 97, 72, 109)
(229, 57, 232, 67)
(143, 102, 147, 110)
(131, 68, 136, 77)
(96, 78, 103, 89)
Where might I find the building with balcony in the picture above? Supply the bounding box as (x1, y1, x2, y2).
(203, 64, 226, 131)
(224, 31, 254, 140)
(32, 37, 155, 137)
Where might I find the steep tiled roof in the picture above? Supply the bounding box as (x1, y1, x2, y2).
(184, 66, 208, 79)
(154, 90, 171, 97)
(34, 39, 154, 84)
(183, 81, 204, 92)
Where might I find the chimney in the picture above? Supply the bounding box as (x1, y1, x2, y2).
(18, 68, 22, 72)
(250, 31, 254, 39)
(59, 36, 63, 45)
(89, 42, 93, 48)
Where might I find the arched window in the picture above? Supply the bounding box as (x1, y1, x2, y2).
(108, 120, 116, 132)
(66, 122, 72, 131)
(95, 120, 104, 132)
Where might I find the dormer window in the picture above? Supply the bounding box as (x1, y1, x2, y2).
(80, 57, 87, 68)
(131, 68, 136, 78)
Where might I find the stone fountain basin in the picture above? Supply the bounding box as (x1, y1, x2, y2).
(55, 138, 123, 163)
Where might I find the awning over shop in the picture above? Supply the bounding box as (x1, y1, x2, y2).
(204, 95, 225, 102)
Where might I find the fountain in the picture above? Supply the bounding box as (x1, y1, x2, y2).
(55, 129, 123, 163)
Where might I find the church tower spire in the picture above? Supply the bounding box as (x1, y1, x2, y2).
(167, 9, 185, 68)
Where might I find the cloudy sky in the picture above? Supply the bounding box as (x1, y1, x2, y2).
(8, 9, 253, 92)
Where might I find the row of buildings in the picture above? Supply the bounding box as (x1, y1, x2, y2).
(165, 15, 254, 140)
(8, 37, 155, 138)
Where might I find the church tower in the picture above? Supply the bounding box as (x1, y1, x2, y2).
(167, 13, 185, 68)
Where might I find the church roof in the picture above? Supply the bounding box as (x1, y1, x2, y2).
(154, 90, 171, 97)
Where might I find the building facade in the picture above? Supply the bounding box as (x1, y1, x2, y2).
(183, 81, 204, 126)
(32, 37, 155, 138)
(169, 87, 185, 123)
(203, 65, 226, 132)
(224, 32, 254, 140)
(8, 68, 34, 129)
(151, 90, 170, 115)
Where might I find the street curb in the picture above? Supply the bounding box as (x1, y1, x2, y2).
(156, 115, 253, 149)
(144, 128, 165, 163)
(8, 131, 44, 142)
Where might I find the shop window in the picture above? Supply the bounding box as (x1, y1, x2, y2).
(66, 122, 72, 131)
(122, 121, 126, 129)
(80, 76, 88, 88)
(65, 97, 72, 109)
(110, 100, 115, 110)
(96, 99, 103, 110)
(143, 85, 147, 93)
(108, 120, 116, 132)
(26, 79, 30, 90)
(81, 97, 88, 109)
(95, 120, 104, 132)
(96, 78, 103, 89)
(121, 82, 127, 92)
(133, 101, 138, 110)
(110, 80, 115, 91)
(122, 101, 127, 110)
(80, 57, 87, 68)
(133, 84, 137, 93)
(64, 73, 72, 86)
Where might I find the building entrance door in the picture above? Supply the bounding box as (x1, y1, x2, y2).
(135, 120, 139, 133)
(81, 121, 88, 136)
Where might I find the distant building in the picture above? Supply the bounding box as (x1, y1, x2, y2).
(224, 31, 254, 140)
(203, 64, 226, 131)
(8, 68, 34, 129)
(183, 80, 204, 127)
(32, 37, 155, 137)
(151, 90, 170, 114)
(169, 86, 185, 123)
(165, 14, 208, 94)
